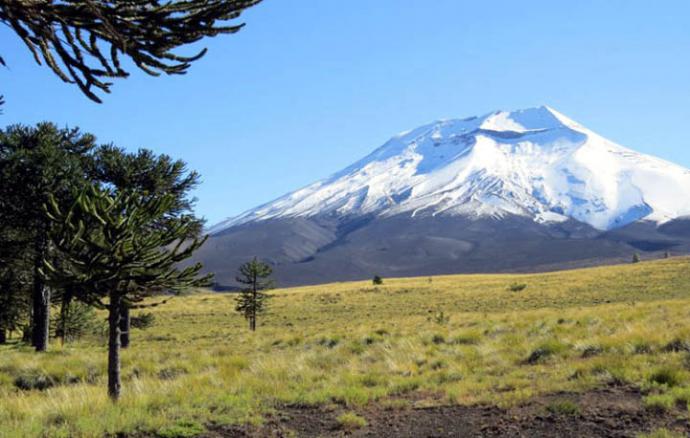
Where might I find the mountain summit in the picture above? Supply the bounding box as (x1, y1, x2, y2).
(211, 106, 690, 233)
(197, 107, 690, 287)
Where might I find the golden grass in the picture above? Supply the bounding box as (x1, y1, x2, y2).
(2, 257, 690, 437)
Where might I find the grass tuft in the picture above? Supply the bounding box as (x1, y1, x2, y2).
(336, 412, 367, 430)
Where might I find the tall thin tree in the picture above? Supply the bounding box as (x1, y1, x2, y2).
(235, 258, 273, 332)
(42, 185, 211, 400)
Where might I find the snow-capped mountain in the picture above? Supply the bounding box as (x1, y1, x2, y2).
(210, 106, 690, 234)
(195, 107, 690, 287)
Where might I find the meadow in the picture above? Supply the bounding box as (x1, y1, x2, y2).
(2, 258, 690, 437)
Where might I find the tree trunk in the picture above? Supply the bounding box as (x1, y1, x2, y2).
(32, 281, 50, 352)
(108, 291, 122, 401)
(0, 329, 6, 344)
(251, 275, 257, 331)
(119, 304, 130, 349)
(59, 288, 73, 345)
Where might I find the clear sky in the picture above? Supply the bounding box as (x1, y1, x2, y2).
(2, 0, 689, 225)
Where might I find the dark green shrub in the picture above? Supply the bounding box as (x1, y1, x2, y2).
(526, 340, 567, 364)
(14, 373, 56, 391)
(649, 367, 682, 387)
(372, 275, 383, 285)
(508, 282, 527, 292)
(130, 312, 156, 329)
(663, 338, 690, 353)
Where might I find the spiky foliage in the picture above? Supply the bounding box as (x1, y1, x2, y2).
(0, 0, 262, 103)
(41, 185, 211, 400)
(88, 145, 203, 346)
(51, 299, 98, 343)
(0, 123, 95, 351)
(0, 255, 29, 343)
(235, 258, 273, 332)
(88, 145, 203, 235)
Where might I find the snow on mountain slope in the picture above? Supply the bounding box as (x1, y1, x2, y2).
(210, 106, 690, 234)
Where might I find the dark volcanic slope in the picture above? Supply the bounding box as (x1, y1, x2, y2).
(190, 215, 690, 288)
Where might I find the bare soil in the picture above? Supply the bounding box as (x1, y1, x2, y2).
(204, 386, 690, 438)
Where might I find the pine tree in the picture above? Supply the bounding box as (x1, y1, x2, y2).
(41, 185, 211, 400)
(235, 258, 273, 332)
(0, 0, 262, 103)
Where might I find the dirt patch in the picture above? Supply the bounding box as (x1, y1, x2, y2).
(204, 386, 690, 437)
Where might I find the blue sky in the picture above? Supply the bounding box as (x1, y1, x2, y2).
(2, 0, 689, 225)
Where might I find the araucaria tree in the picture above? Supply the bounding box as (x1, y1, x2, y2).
(235, 258, 273, 332)
(0, 123, 95, 351)
(42, 186, 211, 400)
(0, 0, 262, 103)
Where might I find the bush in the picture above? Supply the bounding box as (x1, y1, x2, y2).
(372, 275, 383, 285)
(130, 312, 156, 329)
(649, 367, 682, 387)
(157, 420, 205, 438)
(580, 344, 604, 358)
(337, 412, 367, 430)
(644, 394, 675, 413)
(508, 282, 527, 292)
(663, 338, 690, 353)
(546, 400, 580, 415)
(526, 340, 567, 364)
(14, 373, 56, 391)
(431, 334, 446, 345)
(431, 310, 449, 325)
(51, 301, 99, 342)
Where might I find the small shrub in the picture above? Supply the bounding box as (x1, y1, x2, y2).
(663, 338, 690, 353)
(431, 334, 446, 345)
(51, 301, 99, 342)
(546, 400, 580, 416)
(14, 373, 56, 391)
(158, 420, 205, 438)
(632, 253, 641, 263)
(644, 394, 675, 413)
(318, 336, 340, 348)
(130, 312, 156, 329)
(526, 340, 567, 364)
(391, 379, 420, 395)
(337, 412, 367, 430)
(372, 275, 383, 285)
(580, 344, 604, 358)
(432, 310, 449, 325)
(508, 282, 527, 292)
(649, 367, 682, 387)
(631, 340, 653, 355)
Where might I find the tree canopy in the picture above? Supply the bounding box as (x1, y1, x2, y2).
(42, 185, 211, 399)
(0, 0, 262, 102)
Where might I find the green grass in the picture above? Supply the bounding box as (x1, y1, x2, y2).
(2, 257, 690, 437)
(336, 411, 367, 430)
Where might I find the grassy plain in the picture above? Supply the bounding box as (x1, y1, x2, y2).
(2, 257, 690, 437)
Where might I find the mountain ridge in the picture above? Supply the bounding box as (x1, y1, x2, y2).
(209, 106, 690, 234)
(194, 107, 690, 287)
